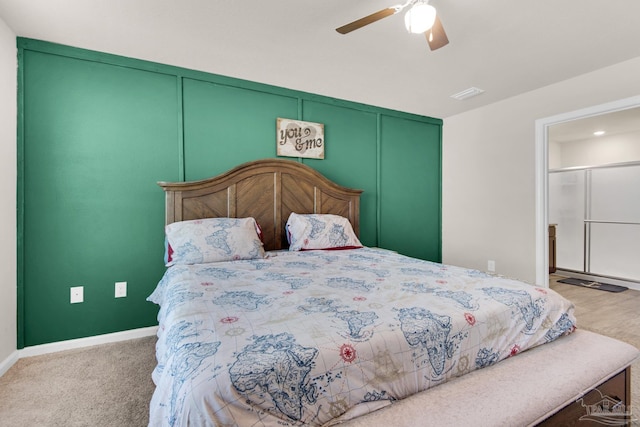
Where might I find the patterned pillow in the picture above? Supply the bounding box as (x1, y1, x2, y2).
(165, 217, 265, 266)
(286, 213, 362, 251)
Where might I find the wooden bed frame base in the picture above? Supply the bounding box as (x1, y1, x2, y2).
(539, 366, 631, 426)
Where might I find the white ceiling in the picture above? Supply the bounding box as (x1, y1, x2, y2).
(2, 0, 640, 119)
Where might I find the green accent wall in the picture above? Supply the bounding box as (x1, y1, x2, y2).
(17, 38, 442, 347)
(380, 115, 443, 260)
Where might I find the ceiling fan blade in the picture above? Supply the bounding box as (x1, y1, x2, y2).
(426, 14, 449, 50)
(336, 7, 398, 34)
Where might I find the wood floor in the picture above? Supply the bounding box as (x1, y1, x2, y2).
(550, 274, 640, 340)
(550, 273, 640, 418)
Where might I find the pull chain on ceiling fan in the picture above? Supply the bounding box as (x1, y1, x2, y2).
(336, 0, 449, 51)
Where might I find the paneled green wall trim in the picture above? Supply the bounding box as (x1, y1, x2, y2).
(17, 38, 442, 347)
(18, 38, 441, 125)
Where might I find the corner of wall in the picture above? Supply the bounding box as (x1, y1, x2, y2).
(0, 15, 18, 362)
(0, 350, 18, 378)
(442, 56, 640, 285)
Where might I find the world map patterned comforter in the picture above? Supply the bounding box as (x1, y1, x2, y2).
(147, 248, 576, 426)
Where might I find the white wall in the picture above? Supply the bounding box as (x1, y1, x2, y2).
(442, 56, 640, 284)
(548, 140, 562, 169)
(557, 129, 640, 168)
(0, 14, 16, 368)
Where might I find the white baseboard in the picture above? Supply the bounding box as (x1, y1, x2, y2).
(18, 326, 158, 359)
(0, 349, 19, 377)
(0, 326, 158, 378)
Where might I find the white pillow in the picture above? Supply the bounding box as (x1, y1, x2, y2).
(165, 217, 265, 266)
(286, 213, 362, 251)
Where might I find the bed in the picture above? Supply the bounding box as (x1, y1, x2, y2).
(148, 158, 639, 426)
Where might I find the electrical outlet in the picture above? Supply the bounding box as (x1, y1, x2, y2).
(487, 260, 496, 272)
(115, 281, 127, 298)
(70, 286, 84, 304)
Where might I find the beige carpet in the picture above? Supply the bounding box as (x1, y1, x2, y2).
(0, 280, 638, 426)
(0, 336, 156, 427)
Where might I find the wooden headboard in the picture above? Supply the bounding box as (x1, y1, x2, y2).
(158, 158, 363, 251)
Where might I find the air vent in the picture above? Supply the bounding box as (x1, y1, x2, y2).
(450, 87, 485, 101)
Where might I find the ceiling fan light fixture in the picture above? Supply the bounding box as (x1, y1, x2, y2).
(404, 3, 437, 34)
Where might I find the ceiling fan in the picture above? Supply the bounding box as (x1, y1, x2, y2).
(336, 0, 449, 51)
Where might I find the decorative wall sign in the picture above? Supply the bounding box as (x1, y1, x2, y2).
(276, 118, 325, 159)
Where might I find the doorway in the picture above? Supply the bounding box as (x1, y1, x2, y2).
(535, 95, 640, 290)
